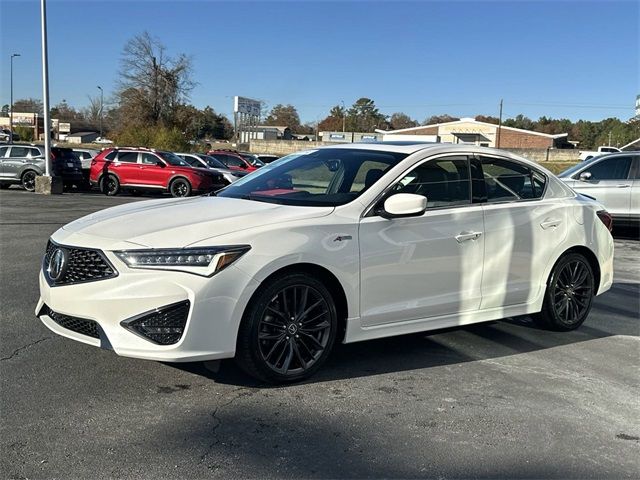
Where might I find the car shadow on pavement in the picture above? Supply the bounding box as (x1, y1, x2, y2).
(170, 282, 639, 388)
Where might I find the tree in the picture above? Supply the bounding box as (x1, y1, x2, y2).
(474, 115, 500, 124)
(12, 98, 43, 115)
(51, 100, 84, 123)
(0, 105, 8, 117)
(389, 112, 418, 130)
(116, 31, 195, 128)
(318, 105, 346, 132)
(264, 104, 302, 131)
(347, 98, 386, 132)
(422, 114, 459, 125)
(503, 114, 534, 131)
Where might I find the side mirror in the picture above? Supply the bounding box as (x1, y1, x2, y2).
(379, 193, 427, 219)
(156, 160, 165, 167)
(579, 171, 592, 181)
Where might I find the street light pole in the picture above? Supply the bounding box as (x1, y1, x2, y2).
(97, 85, 103, 139)
(10, 53, 21, 144)
(341, 100, 346, 133)
(40, 0, 51, 177)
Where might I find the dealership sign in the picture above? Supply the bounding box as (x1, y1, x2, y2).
(234, 96, 261, 116)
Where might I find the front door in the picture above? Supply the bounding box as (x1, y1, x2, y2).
(359, 155, 485, 327)
(138, 153, 170, 188)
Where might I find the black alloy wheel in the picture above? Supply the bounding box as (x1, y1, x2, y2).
(236, 273, 338, 383)
(534, 253, 594, 331)
(170, 178, 191, 197)
(21, 171, 38, 192)
(101, 174, 120, 196)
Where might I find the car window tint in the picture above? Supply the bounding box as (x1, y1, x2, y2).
(141, 153, 159, 165)
(104, 151, 117, 161)
(117, 152, 138, 163)
(0, 146, 8, 157)
(481, 157, 537, 202)
(584, 156, 632, 180)
(350, 160, 392, 192)
(182, 156, 199, 166)
(28, 148, 42, 158)
(394, 156, 470, 208)
(220, 155, 244, 167)
(9, 147, 30, 158)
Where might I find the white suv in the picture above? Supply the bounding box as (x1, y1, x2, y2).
(37, 143, 614, 383)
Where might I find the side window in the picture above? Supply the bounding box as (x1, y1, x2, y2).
(104, 151, 117, 161)
(182, 156, 199, 166)
(9, 147, 30, 158)
(0, 146, 8, 157)
(350, 160, 391, 192)
(141, 153, 160, 165)
(394, 156, 470, 208)
(220, 155, 243, 168)
(117, 152, 139, 163)
(583, 156, 632, 181)
(633, 157, 640, 179)
(28, 148, 42, 158)
(481, 157, 538, 202)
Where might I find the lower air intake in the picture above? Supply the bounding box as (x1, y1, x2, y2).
(43, 305, 100, 339)
(120, 301, 190, 345)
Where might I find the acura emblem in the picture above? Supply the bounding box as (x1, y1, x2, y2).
(48, 248, 68, 281)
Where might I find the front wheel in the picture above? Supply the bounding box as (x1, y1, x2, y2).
(533, 253, 595, 331)
(235, 273, 338, 383)
(169, 178, 191, 197)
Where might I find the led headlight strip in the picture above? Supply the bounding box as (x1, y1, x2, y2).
(114, 246, 250, 277)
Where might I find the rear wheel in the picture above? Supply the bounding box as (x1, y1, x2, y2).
(100, 174, 120, 196)
(169, 178, 191, 197)
(533, 253, 594, 331)
(235, 273, 338, 383)
(21, 170, 38, 192)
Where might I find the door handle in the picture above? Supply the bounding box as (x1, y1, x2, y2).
(455, 231, 482, 243)
(616, 184, 631, 188)
(540, 218, 561, 230)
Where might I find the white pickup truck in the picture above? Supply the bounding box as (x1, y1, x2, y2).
(579, 145, 621, 161)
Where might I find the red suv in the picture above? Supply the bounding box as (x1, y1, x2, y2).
(90, 148, 225, 197)
(206, 150, 260, 172)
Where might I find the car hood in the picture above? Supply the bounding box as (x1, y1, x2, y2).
(58, 196, 334, 249)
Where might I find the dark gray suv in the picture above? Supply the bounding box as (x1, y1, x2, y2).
(0, 145, 83, 191)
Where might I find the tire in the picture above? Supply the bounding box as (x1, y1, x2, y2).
(235, 273, 338, 384)
(533, 252, 595, 331)
(21, 170, 38, 192)
(169, 178, 191, 197)
(100, 174, 120, 196)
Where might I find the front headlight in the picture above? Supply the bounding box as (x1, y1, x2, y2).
(114, 246, 250, 277)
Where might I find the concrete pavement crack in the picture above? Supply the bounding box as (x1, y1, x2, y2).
(0, 337, 53, 361)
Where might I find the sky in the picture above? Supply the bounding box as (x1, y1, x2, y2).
(0, 0, 638, 124)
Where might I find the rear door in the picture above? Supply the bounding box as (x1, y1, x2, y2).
(4, 146, 31, 179)
(111, 151, 140, 184)
(479, 155, 566, 308)
(571, 155, 633, 218)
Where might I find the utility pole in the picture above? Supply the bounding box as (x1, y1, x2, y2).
(97, 86, 103, 139)
(10, 53, 20, 144)
(496, 99, 503, 148)
(41, 0, 51, 177)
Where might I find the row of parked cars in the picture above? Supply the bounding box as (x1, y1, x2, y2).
(0, 143, 280, 197)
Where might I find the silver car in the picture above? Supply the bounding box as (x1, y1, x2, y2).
(176, 152, 248, 185)
(559, 152, 639, 228)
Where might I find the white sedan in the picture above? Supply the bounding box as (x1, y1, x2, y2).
(37, 143, 614, 383)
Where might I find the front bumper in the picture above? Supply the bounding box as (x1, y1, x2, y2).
(36, 247, 260, 362)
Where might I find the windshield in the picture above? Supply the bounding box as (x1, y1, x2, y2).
(200, 154, 227, 169)
(558, 158, 597, 178)
(158, 151, 190, 167)
(217, 148, 407, 206)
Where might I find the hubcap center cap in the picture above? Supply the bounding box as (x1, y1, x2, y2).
(287, 323, 298, 335)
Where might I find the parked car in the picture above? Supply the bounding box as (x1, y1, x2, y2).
(238, 151, 266, 168)
(579, 146, 621, 161)
(89, 147, 226, 197)
(94, 137, 113, 144)
(559, 152, 639, 227)
(255, 154, 280, 164)
(0, 129, 20, 142)
(37, 143, 614, 383)
(206, 149, 262, 172)
(72, 148, 100, 188)
(176, 152, 248, 184)
(0, 144, 83, 191)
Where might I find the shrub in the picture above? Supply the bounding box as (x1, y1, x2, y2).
(14, 125, 34, 142)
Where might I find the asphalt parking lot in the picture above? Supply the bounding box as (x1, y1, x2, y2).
(1, 188, 638, 479)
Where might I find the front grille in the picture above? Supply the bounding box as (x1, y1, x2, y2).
(121, 301, 190, 345)
(44, 240, 117, 286)
(43, 305, 100, 339)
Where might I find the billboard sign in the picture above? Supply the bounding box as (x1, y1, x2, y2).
(234, 96, 261, 116)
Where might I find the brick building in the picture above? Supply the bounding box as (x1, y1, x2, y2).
(377, 117, 569, 148)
